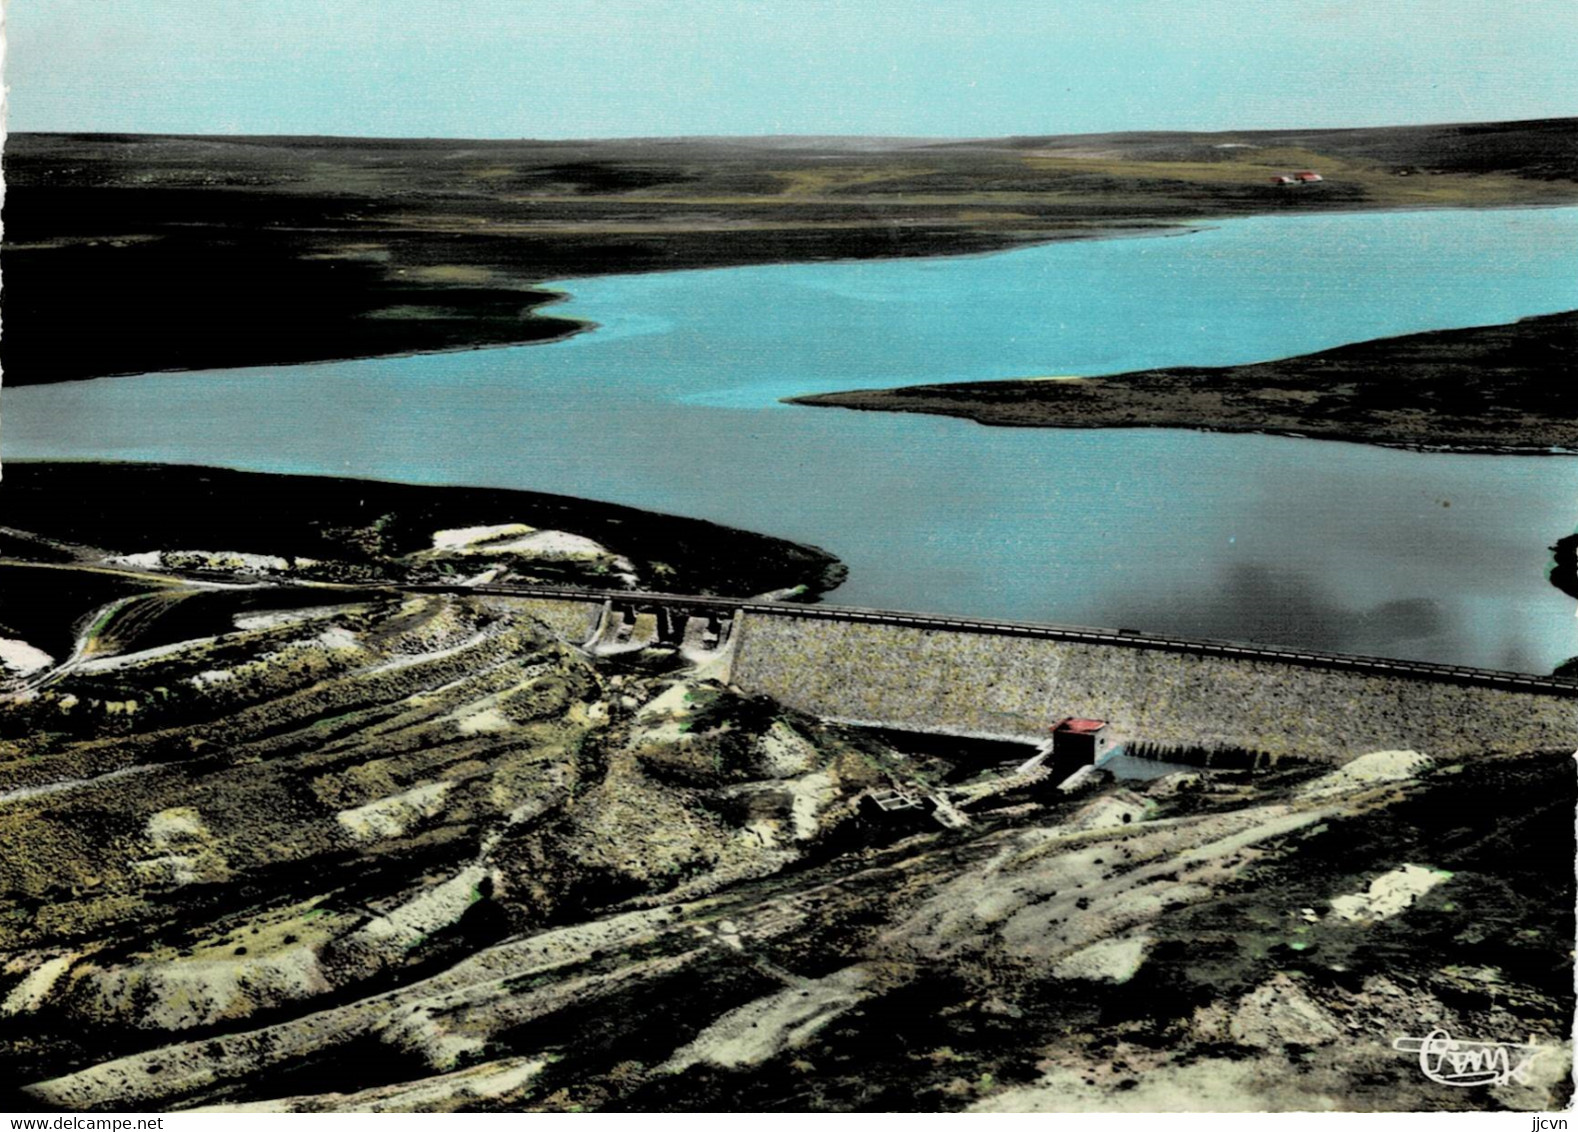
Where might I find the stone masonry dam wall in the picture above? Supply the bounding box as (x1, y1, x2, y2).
(729, 615, 1578, 760)
(481, 591, 1578, 762)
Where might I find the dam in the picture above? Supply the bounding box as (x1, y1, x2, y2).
(462, 585, 1578, 762)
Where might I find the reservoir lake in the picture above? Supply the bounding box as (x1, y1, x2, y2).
(7, 206, 1577, 672)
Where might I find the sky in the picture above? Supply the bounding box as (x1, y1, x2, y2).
(7, 0, 1576, 139)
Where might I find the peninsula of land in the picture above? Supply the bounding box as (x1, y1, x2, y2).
(5, 118, 1576, 383)
(790, 310, 1578, 453)
(0, 462, 843, 599)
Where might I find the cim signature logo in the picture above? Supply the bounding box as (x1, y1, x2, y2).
(1393, 1029, 1546, 1088)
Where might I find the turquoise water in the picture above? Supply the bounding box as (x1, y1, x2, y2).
(6, 207, 1577, 671)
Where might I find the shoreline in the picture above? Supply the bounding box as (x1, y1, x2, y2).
(786, 399, 1578, 457)
(0, 461, 849, 603)
(17, 311, 603, 386)
(4, 222, 1195, 386)
(788, 310, 1578, 458)
(1550, 533, 1578, 602)
(13, 202, 1575, 388)
(9, 122, 1577, 386)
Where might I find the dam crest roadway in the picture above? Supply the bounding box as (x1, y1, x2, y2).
(9, 554, 1572, 762)
(461, 582, 1578, 765)
(451, 582, 1578, 698)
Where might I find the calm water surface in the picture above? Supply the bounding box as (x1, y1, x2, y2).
(8, 207, 1577, 671)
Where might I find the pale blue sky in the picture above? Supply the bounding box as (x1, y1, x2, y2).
(9, 0, 1576, 138)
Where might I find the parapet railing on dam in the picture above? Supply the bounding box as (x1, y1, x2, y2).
(434, 582, 1578, 699)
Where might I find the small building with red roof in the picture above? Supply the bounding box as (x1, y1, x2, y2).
(1049, 717, 1116, 767)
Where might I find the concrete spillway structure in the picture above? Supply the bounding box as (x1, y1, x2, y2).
(476, 588, 1578, 762)
(503, 593, 739, 666)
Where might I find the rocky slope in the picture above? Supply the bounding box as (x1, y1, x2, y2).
(1, 587, 1571, 1112)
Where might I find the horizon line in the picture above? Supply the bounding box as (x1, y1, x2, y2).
(12, 114, 1577, 147)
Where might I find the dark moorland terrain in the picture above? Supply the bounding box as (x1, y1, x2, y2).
(1553, 533, 1578, 602)
(0, 462, 844, 599)
(5, 119, 1576, 383)
(791, 310, 1578, 452)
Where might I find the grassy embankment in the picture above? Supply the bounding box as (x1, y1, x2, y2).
(5, 119, 1575, 383)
